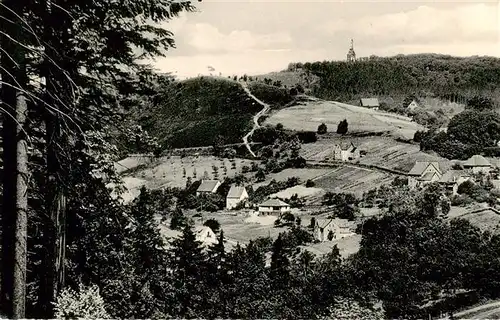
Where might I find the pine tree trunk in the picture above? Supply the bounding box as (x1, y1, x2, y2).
(0, 0, 29, 317)
(38, 0, 68, 309)
(39, 113, 67, 317)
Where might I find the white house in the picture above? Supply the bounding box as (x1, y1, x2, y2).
(438, 170, 471, 195)
(360, 98, 380, 108)
(332, 142, 361, 162)
(258, 199, 291, 216)
(196, 180, 221, 196)
(463, 155, 493, 174)
(226, 186, 249, 209)
(408, 161, 442, 189)
(313, 218, 353, 242)
(194, 226, 218, 246)
(407, 99, 420, 111)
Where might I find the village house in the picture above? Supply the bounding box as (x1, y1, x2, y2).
(226, 185, 249, 210)
(258, 198, 291, 216)
(360, 98, 380, 108)
(438, 170, 471, 195)
(332, 142, 361, 162)
(408, 161, 442, 189)
(406, 99, 420, 111)
(313, 218, 353, 242)
(463, 155, 493, 174)
(194, 226, 218, 246)
(196, 180, 221, 196)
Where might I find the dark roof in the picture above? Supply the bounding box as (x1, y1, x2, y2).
(226, 186, 246, 198)
(408, 161, 440, 176)
(259, 199, 290, 207)
(197, 180, 220, 193)
(360, 98, 380, 107)
(335, 142, 357, 152)
(463, 155, 492, 167)
(315, 218, 350, 229)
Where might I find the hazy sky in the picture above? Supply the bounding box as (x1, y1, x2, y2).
(151, 0, 500, 79)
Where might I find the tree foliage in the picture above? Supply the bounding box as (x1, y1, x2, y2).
(337, 119, 349, 135)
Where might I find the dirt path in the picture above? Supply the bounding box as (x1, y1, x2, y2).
(437, 300, 500, 319)
(240, 82, 271, 158)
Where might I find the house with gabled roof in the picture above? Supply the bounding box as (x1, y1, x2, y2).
(332, 142, 361, 162)
(196, 180, 221, 196)
(194, 226, 218, 246)
(258, 198, 290, 216)
(438, 170, 471, 195)
(360, 98, 380, 108)
(408, 161, 442, 189)
(406, 99, 420, 111)
(313, 218, 354, 242)
(463, 155, 493, 174)
(226, 185, 249, 209)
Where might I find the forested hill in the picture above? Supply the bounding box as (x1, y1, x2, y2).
(296, 54, 500, 102)
(126, 76, 295, 150)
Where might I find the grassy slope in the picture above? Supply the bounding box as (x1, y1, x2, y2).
(135, 77, 262, 148)
(265, 99, 424, 140)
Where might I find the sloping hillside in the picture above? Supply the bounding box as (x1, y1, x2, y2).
(301, 136, 450, 173)
(134, 77, 262, 148)
(265, 99, 424, 140)
(254, 70, 319, 89)
(302, 54, 500, 103)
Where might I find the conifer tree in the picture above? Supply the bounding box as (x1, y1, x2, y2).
(167, 223, 207, 318)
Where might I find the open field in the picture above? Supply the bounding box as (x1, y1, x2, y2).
(121, 155, 257, 189)
(448, 206, 500, 235)
(265, 100, 424, 140)
(301, 234, 362, 258)
(313, 166, 395, 196)
(254, 168, 334, 188)
(301, 136, 450, 173)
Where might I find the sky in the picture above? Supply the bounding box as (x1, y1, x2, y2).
(150, 0, 500, 79)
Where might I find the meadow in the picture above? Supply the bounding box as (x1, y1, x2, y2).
(119, 155, 257, 190)
(265, 100, 424, 140)
(301, 136, 450, 173)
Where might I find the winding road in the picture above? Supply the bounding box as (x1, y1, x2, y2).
(240, 82, 271, 158)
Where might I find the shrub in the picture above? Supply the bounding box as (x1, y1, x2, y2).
(457, 180, 475, 195)
(309, 217, 316, 229)
(203, 218, 221, 233)
(337, 119, 348, 135)
(255, 169, 266, 182)
(251, 162, 259, 172)
(327, 230, 334, 241)
(54, 283, 110, 319)
(170, 208, 187, 230)
(305, 179, 316, 188)
(296, 131, 317, 144)
(317, 123, 327, 134)
(282, 212, 296, 225)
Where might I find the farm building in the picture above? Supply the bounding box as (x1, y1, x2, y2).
(360, 98, 380, 108)
(194, 226, 218, 246)
(408, 161, 442, 189)
(463, 155, 493, 174)
(313, 218, 353, 242)
(406, 99, 420, 111)
(226, 186, 249, 210)
(196, 180, 221, 196)
(258, 199, 291, 216)
(438, 170, 471, 195)
(332, 142, 361, 162)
